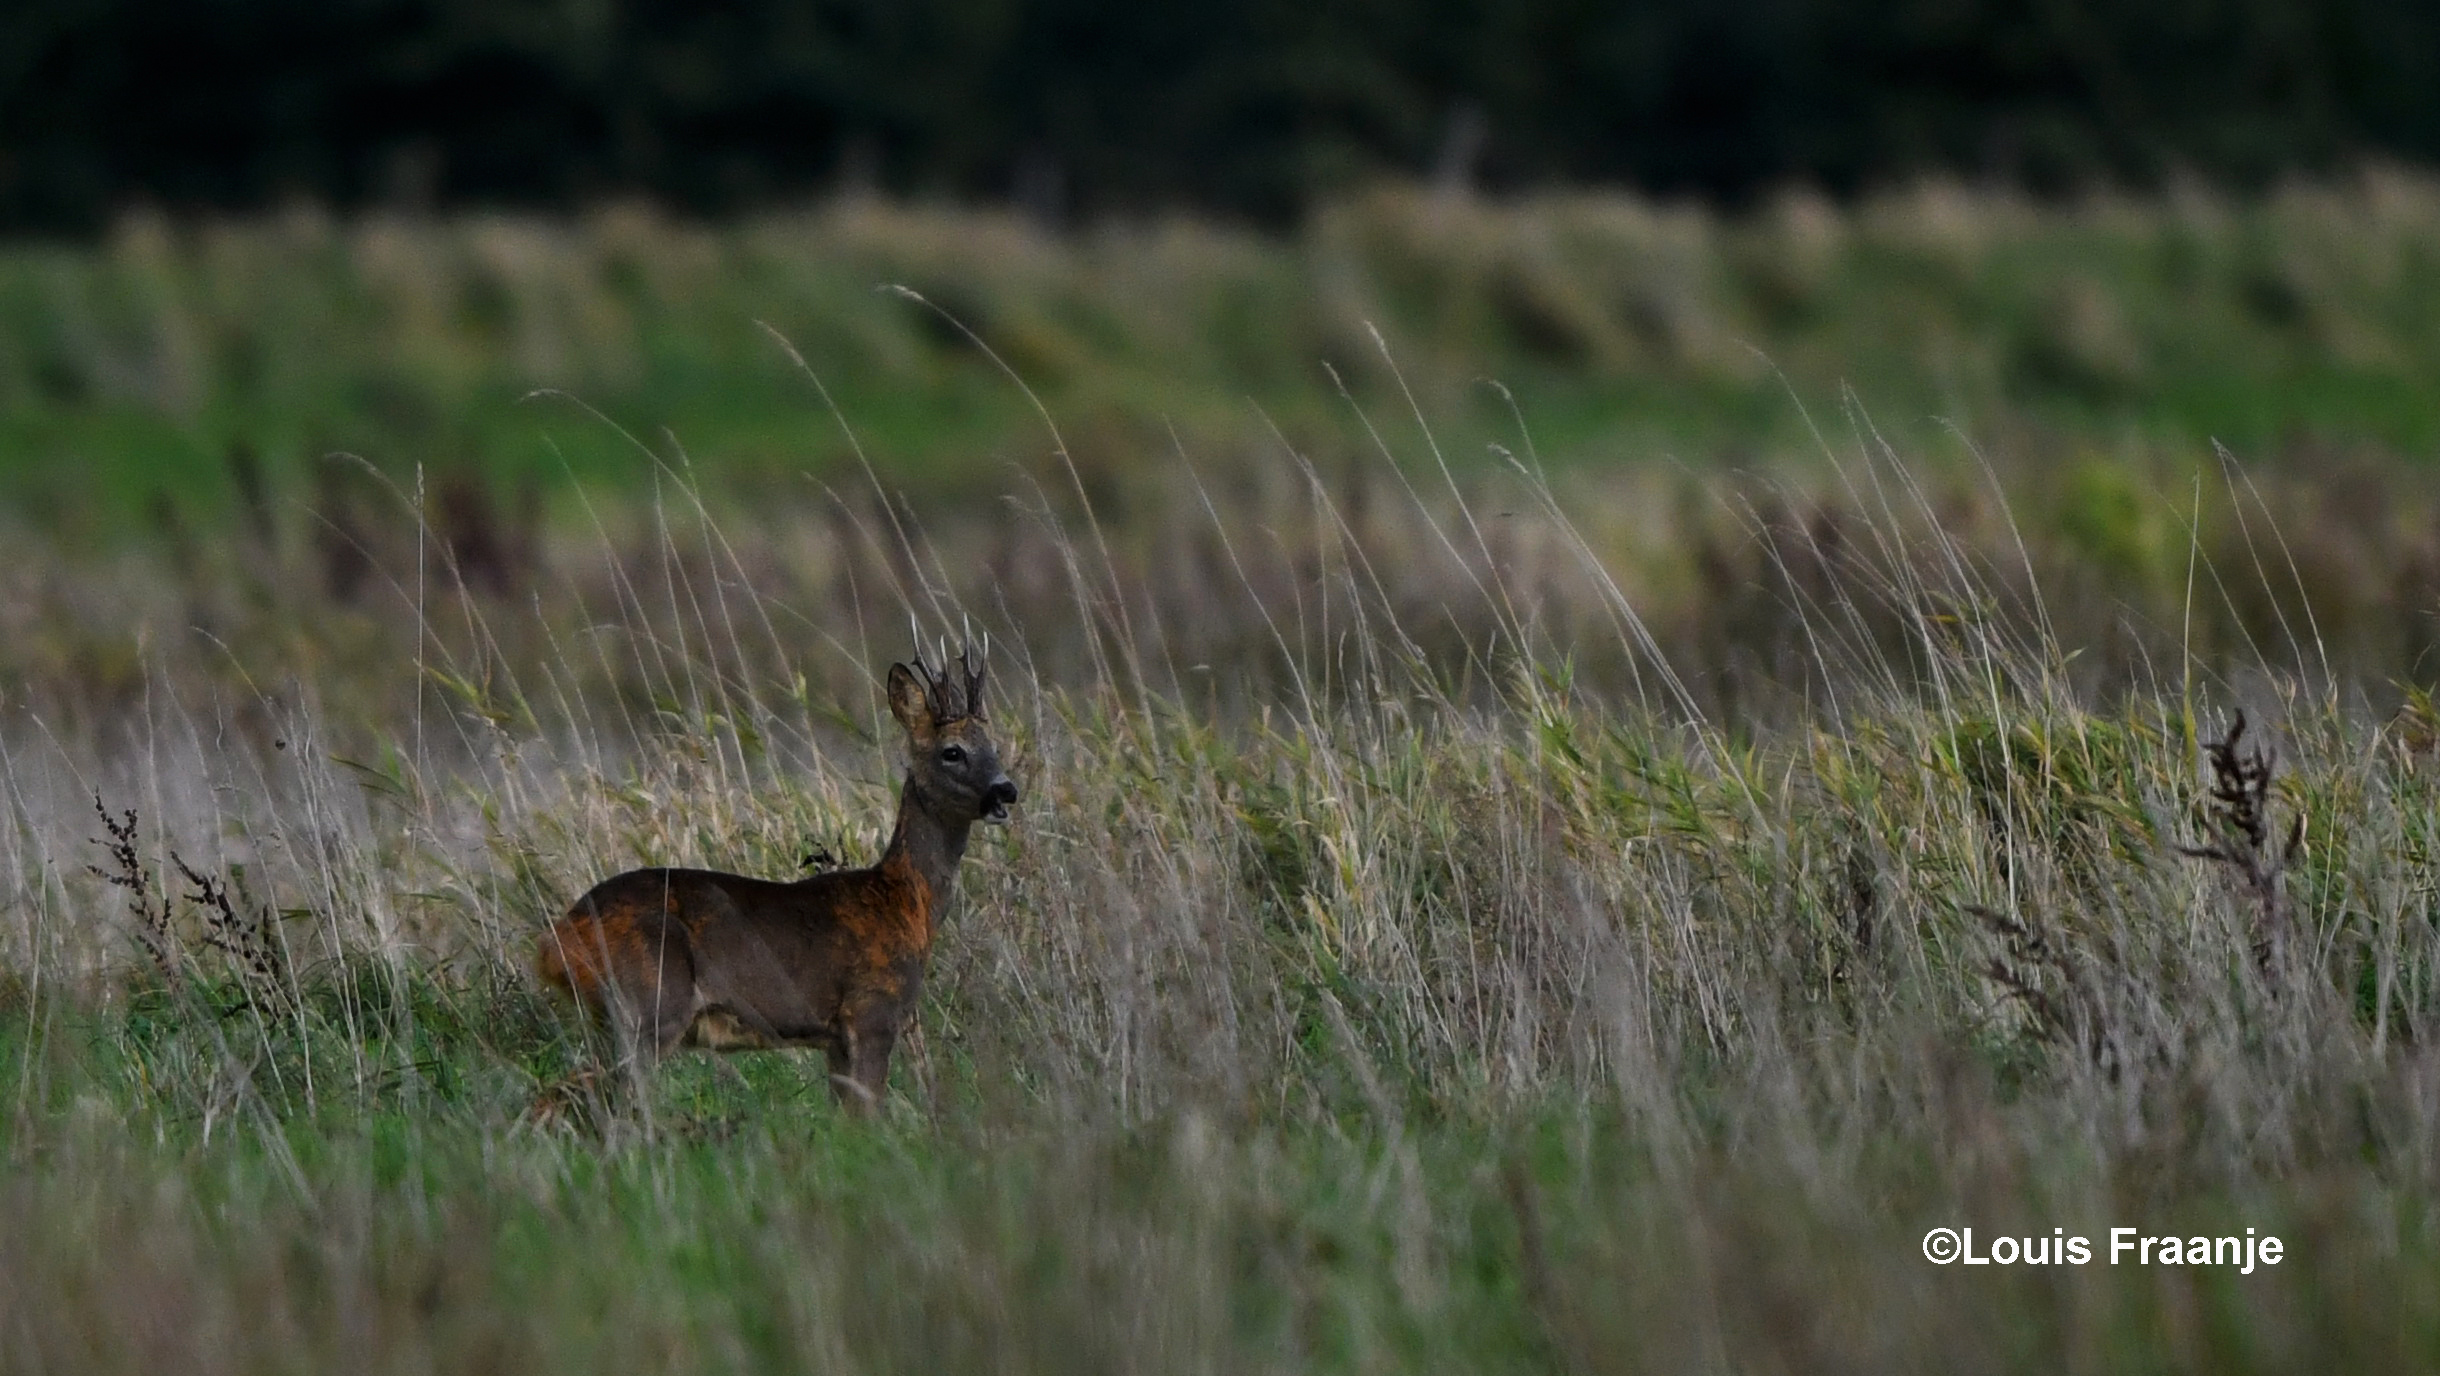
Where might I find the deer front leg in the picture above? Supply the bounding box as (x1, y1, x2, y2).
(833, 1014, 899, 1114)
(822, 1038, 861, 1110)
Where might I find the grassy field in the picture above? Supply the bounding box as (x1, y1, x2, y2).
(9, 181, 2440, 1371)
(10, 171, 2440, 534)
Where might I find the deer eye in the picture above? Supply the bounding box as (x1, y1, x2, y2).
(939, 745, 967, 763)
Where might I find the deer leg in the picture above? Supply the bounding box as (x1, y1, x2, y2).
(642, 985, 696, 1064)
(608, 934, 697, 1073)
(822, 1040, 860, 1108)
(823, 1016, 898, 1115)
(844, 1017, 899, 1113)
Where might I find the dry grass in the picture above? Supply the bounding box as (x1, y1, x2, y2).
(15, 170, 2440, 540)
(3, 384, 2440, 1371)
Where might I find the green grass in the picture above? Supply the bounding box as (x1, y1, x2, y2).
(8, 419, 2440, 1369)
(13, 176, 2440, 542)
(13, 180, 2440, 1370)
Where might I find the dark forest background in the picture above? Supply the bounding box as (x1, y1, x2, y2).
(7, 0, 2440, 233)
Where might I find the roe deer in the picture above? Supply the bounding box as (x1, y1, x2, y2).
(536, 646, 1017, 1110)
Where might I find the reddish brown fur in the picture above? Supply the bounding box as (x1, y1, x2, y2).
(537, 652, 1016, 1110)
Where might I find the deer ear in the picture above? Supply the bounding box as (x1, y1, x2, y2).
(886, 663, 934, 736)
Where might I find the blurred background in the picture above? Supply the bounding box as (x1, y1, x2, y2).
(11, 0, 2440, 226)
(7, 0, 2440, 706)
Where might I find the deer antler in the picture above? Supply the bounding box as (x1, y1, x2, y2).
(958, 639, 987, 718)
(906, 619, 948, 720)
(907, 619, 988, 719)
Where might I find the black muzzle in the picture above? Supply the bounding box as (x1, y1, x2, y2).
(981, 776, 1019, 823)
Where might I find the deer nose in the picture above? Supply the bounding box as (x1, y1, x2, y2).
(982, 776, 1018, 821)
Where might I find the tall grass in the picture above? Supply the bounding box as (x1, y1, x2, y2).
(5, 374, 2440, 1372)
(12, 172, 2440, 536)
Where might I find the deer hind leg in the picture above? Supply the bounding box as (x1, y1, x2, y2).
(603, 935, 699, 1073)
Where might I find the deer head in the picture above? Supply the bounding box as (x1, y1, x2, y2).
(887, 642, 1018, 825)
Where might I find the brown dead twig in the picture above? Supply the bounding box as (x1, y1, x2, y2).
(2177, 711, 2299, 972)
(87, 795, 293, 1013)
(1968, 903, 2116, 1073)
(172, 853, 293, 1014)
(86, 796, 181, 990)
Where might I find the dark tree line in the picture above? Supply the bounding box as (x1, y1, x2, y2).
(6, 0, 2438, 232)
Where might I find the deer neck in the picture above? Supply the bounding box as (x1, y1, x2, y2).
(878, 777, 972, 936)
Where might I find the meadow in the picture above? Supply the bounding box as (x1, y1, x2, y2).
(7, 177, 2440, 1372)
(14, 170, 2440, 527)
